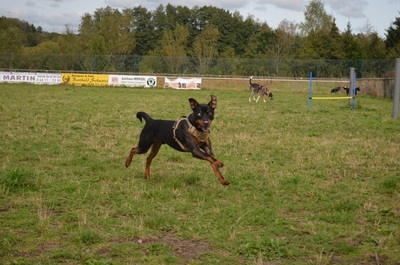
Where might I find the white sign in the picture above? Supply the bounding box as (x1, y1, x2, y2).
(108, 75, 157, 87)
(0, 71, 62, 85)
(164, 77, 202, 90)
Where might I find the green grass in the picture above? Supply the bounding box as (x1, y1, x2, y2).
(1, 83, 399, 264)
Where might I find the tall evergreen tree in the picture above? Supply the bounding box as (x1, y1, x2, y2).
(385, 16, 400, 57)
(129, 6, 154, 55)
(326, 19, 344, 59)
(342, 22, 362, 59)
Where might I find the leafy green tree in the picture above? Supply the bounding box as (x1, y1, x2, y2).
(358, 32, 386, 59)
(21, 40, 60, 70)
(299, 0, 333, 36)
(77, 7, 137, 71)
(269, 19, 298, 60)
(241, 18, 265, 59)
(253, 22, 274, 55)
(79, 7, 136, 56)
(263, 20, 299, 75)
(229, 12, 252, 56)
(216, 47, 236, 75)
(171, 5, 192, 27)
(152, 5, 168, 32)
(0, 26, 24, 53)
(192, 26, 219, 74)
(58, 25, 81, 54)
(55, 25, 82, 70)
(298, 2, 344, 61)
(0, 25, 25, 68)
(159, 24, 189, 73)
(243, 35, 259, 59)
(189, 6, 230, 55)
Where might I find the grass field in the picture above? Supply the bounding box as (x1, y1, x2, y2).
(1, 83, 399, 264)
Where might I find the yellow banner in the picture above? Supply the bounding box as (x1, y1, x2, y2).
(62, 73, 109, 86)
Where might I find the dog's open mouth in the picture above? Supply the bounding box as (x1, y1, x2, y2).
(202, 121, 210, 132)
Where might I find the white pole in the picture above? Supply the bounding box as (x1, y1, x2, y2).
(392, 58, 400, 120)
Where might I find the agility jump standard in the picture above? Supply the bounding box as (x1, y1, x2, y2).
(308, 68, 357, 109)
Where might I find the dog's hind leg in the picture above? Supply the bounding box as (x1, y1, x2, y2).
(255, 95, 260, 103)
(125, 140, 152, 168)
(125, 146, 139, 168)
(125, 126, 155, 168)
(145, 140, 162, 179)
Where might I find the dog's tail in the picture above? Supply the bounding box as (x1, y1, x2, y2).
(249, 76, 253, 85)
(136, 112, 153, 123)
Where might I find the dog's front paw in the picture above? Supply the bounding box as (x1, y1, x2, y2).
(220, 179, 230, 185)
(214, 160, 224, 168)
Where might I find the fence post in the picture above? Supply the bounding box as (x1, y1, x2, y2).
(393, 58, 400, 120)
(349, 67, 355, 108)
(308, 72, 313, 109)
(353, 71, 357, 108)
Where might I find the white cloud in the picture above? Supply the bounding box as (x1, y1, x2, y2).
(256, 0, 306, 11)
(325, 0, 369, 18)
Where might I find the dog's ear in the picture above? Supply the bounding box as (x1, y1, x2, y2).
(189, 98, 199, 110)
(209, 95, 217, 109)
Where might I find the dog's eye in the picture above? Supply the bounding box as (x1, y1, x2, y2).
(197, 112, 202, 116)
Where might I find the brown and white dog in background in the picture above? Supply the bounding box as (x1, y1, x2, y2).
(248, 76, 273, 103)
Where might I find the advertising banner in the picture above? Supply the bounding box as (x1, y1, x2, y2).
(164, 77, 201, 90)
(61, 73, 109, 86)
(108, 75, 157, 87)
(0, 72, 61, 85)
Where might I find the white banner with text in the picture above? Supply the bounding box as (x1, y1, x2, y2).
(164, 77, 201, 90)
(0, 72, 62, 85)
(108, 75, 157, 87)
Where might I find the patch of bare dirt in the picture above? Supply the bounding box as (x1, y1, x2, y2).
(138, 232, 215, 263)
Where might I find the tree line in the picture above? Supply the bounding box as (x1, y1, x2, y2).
(0, 0, 399, 77)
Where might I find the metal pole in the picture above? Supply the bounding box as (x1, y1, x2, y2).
(349, 67, 355, 108)
(308, 72, 313, 109)
(392, 58, 400, 120)
(353, 72, 357, 109)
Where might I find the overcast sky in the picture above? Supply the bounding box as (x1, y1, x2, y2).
(1, 0, 399, 38)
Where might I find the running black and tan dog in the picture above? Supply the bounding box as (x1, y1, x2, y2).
(330, 86, 344, 93)
(248, 76, 273, 103)
(125, 95, 229, 185)
(343, 86, 360, 95)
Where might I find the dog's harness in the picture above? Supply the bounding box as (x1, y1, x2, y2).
(172, 116, 210, 152)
